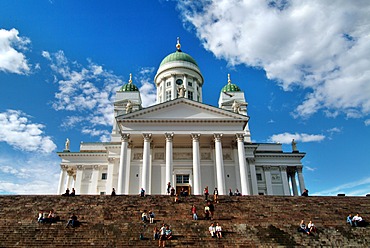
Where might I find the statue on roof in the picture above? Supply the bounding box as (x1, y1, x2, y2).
(178, 84, 186, 98)
(232, 100, 240, 113)
(292, 139, 298, 152)
(65, 138, 70, 151)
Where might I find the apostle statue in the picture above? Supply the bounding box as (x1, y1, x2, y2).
(232, 100, 240, 113)
(65, 138, 70, 151)
(291, 139, 298, 152)
(178, 85, 186, 98)
(126, 100, 133, 114)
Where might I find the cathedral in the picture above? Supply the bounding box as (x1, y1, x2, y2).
(57, 39, 306, 196)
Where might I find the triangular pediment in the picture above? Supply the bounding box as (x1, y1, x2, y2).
(116, 98, 248, 121)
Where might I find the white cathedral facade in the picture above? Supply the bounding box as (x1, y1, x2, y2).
(57, 40, 306, 196)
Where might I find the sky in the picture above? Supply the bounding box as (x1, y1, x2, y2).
(0, 0, 369, 196)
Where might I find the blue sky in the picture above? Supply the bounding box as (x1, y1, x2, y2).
(1, 0, 369, 195)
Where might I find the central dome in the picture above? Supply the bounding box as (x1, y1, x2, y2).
(159, 50, 198, 67)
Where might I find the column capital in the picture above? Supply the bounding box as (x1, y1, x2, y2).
(92, 165, 100, 170)
(280, 165, 288, 171)
(121, 133, 130, 142)
(143, 133, 152, 141)
(108, 157, 115, 163)
(61, 164, 68, 170)
(164, 132, 174, 141)
(191, 133, 201, 141)
(67, 169, 75, 176)
(263, 165, 272, 171)
(296, 165, 303, 173)
(76, 165, 83, 170)
(213, 133, 223, 141)
(236, 133, 245, 142)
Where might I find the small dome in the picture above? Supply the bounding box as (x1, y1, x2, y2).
(119, 73, 139, 92)
(221, 74, 241, 92)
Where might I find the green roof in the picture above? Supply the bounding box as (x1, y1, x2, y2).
(160, 51, 198, 67)
(221, 83, 241, 92)
(119, 83, 139, 92)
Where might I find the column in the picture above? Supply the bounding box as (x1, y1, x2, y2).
(171, 75, 176, 100)
(57, 165, 67, 194)
(161, 78, 166, 103)
(191, 133, 201, 195)
(297, 166, 306, 194)
(193, 78, 198, 102)
(74, 165, 83, 194)
(248, 158, 258, 195)
(280, 166, 291, 196)
(106, 158, 115, 194)
(124, 145, 132, 194)
(290, 171, 298, 196)
(236, 133, 250, 195)
(165, 132, 174, 194)
(142, 133, 152, 193)
(117, 134, 130, 194)
(90, 165, 99, 194)
(65, 169, 74, 190)
(214, 133, 226, 195)
(263, 166, 273, 195)
(183, 74, 188, 92)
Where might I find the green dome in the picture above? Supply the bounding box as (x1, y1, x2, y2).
(221, 83, 241, 92)
(160, 50, 198, 67)
(120, 83, 139, 92)
(221, 74, 241, 92)
(119, 73, 139, 92)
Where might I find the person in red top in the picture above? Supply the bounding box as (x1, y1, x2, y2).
(204, 186, 209, 201)
(191, 204, 198, 220)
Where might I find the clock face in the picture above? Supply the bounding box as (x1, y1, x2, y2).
(176, 79, 183, 85)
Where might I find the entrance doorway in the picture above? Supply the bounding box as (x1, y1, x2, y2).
(176, 174, 191, 196)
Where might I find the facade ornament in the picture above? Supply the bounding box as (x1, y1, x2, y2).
(232, 100, 240, 113)
(125, 100, 132, 114)
(121, 133, 130, 142)
(76, 165, 83, 170)
(214, 133, 223, 142)
(191, 133, 201, 141)
(143, 133, 152, 142)
(280, 165, 288, 171)
(65, 138, 70, 151)
(67, 169, 75, 176)
(108, 157, 115, 163)
(236, 133, 245, 142)
(92, 164, 99, 170)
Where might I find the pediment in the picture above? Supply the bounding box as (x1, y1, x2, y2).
(116, 98, 248, 121)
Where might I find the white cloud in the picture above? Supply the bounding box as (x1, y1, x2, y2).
(364, 119, 370, 126)
(138, 67, 157, 107)
(178, 1, 370, 120)
(0, 154, 60, 194)
(0, 110, 56, 153)
(313, 177, 370, 196)
(0, 28, 31, 74)
(269, 132, 325, 144)
(304, 166, 316, 172)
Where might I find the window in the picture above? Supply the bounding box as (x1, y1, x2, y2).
(101, 173, 107, 180)
(166, 90, 172, 101)
(176, 174, 190, 184)
(176, 79, 183, 85)
(100, 192, 106, 195)
(187, 91, 193, 100)
(166, 81, 171, 87)
(188, 81, 193, 87)
(256, 173, 262, 181)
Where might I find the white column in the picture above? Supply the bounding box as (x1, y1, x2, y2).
(191, 133, 201, 195)
(297, 166, 306, 194)
(280, 166, 290, 196)
(74, 165, 83, 194)
(65, 170, 74, 190)
(90, 165, 99, 194)
(236, 133, 250, 195)
(193, 78, 198, 102)
(183, 74, 188, 93)
(264, 166, 273, 195)
(117, 134, 130, 194)
(106, 158, 115, 194)
(57, 166, 67, 194)
(290, 171, 299, 196)
(214, 133, 226, 195)
(248, 159, 258, 195)
(161, 78, 166, 103)
(171, 75, 176, 100)
(142, 133, 152, 193)
(165, 132, 174, 194)
(124, 146, 132, 194)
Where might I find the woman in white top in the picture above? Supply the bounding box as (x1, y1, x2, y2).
(215, 222, 222, 238)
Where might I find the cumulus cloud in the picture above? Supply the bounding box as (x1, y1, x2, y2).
(178, 0, 370, 120)
(0, 154, 60, 194)
(0, 110, 56, 153)
(268, 132, 325, 144)
(365, 119, 370, 126)
(0, 28, 31, 74)
(138, 67, 157, 107)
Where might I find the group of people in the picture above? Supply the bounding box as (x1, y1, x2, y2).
(153, 223, 173, 247)
(209, 222, 223, 238)
(37, 210, 59, 223)
(141, 210, 156, 224)
(347, 213, 367, 227)
(228, 188, 241, 196)
(298, 220, 317, 235)
(62, 188, 76, 196)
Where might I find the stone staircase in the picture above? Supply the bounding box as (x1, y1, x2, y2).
(0, 195, 369, 247)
